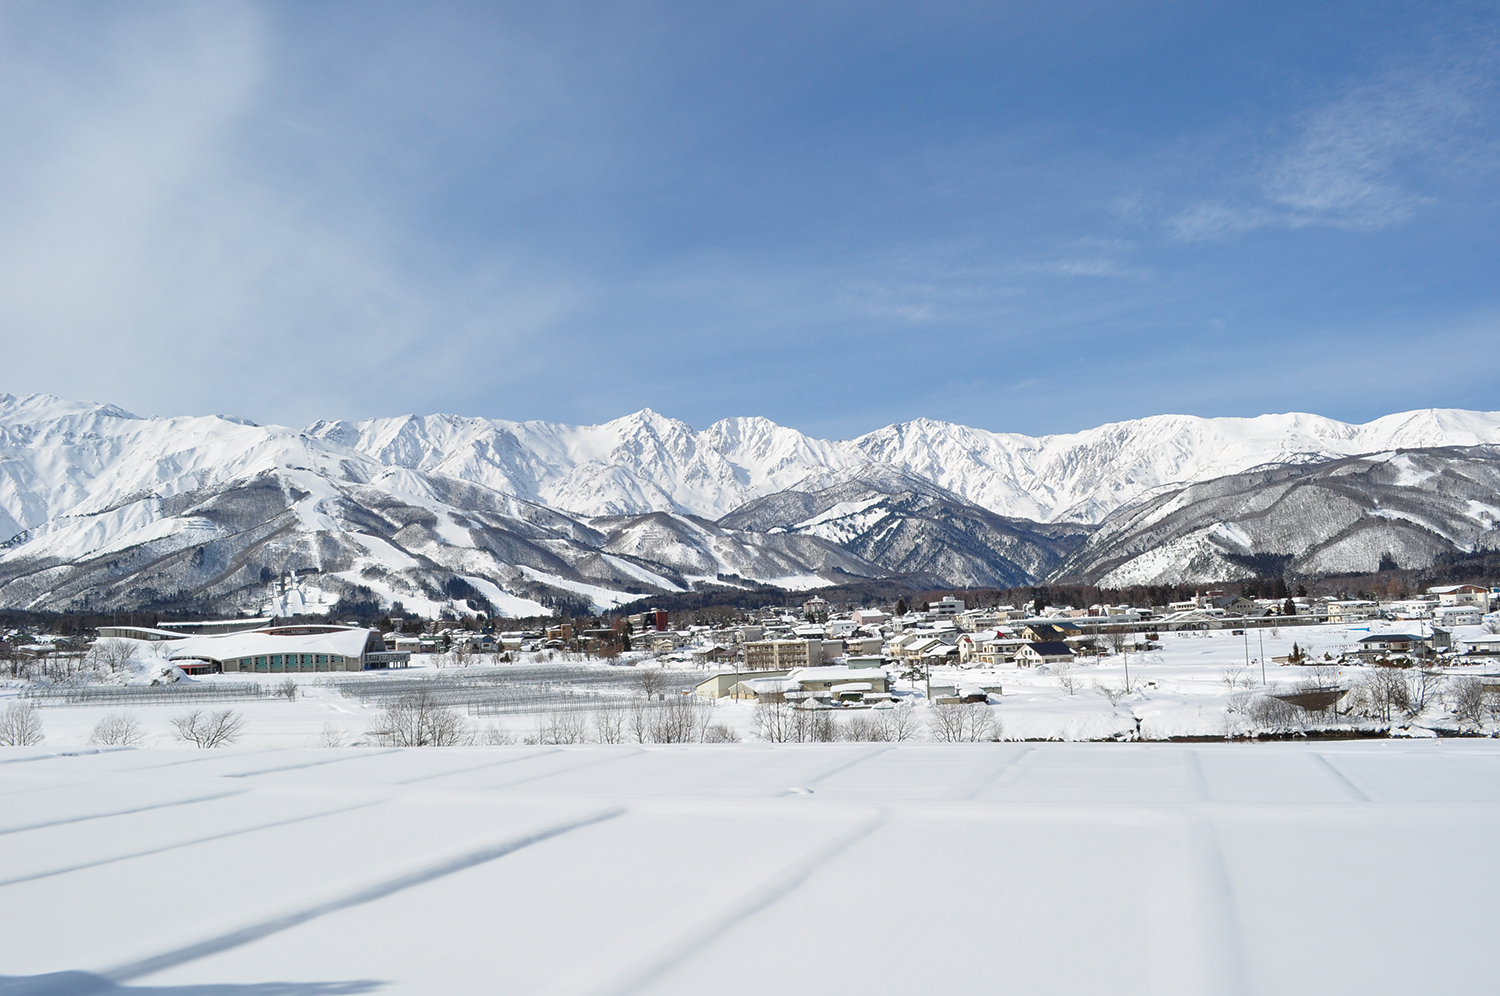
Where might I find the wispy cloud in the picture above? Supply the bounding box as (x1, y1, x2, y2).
(1166, 55, 1498, 240)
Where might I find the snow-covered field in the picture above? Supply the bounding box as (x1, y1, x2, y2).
(3, 738, 1500, 995)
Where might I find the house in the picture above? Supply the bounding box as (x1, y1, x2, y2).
(1021, 623, 1080, 643)
(785, 665, 891, 700)
(695, 669, 791, 698)
(1434, 606, 1483, 628)
(889, 634, 940, 658)
(1212, 595, 1258, 616)
(956, 611, 1003, 632)
(1455, 632, 1500, 657)
(851, 609, 890, 627)
(974, 637, 1026, 665)
(843, 635, 884, 656)
(725, 675, 801, 702)
(1353, 633, 1426, 656)
(1429, 585, 1492, 612)
(1326, 601, 1379, 625)
(958, 630, 1024, 665)
(716, 664, 892, 703)
(1013, 642, 1076, 668)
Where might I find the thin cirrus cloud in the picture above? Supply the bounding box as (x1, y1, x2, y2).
(1166, 56, 1498, 240)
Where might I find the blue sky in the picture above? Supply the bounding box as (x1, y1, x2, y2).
(1, 1, 1496, 438)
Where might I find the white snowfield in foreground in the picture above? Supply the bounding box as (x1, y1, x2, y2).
(3, 743, 1499, 996)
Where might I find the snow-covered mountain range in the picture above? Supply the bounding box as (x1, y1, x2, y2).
(1051, 446, 1500, 587)
(305, 404, 1500, 523)
(3, 392, 1500, 614)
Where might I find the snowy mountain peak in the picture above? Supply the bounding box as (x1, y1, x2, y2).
(6, 394, 1500, 612)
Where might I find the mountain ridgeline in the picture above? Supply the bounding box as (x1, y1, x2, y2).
(1, 392, 1498, 614)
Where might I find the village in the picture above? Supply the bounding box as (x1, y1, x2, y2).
(4, 582, 1500, 748)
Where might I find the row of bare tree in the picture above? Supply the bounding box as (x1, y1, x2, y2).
(0, 702, 246, 748)
(753, 700, 999, 743)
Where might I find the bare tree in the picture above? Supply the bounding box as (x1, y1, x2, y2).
(170, 709, 245, 748)
(1246, 694, 1301, 732)
(650, 695, 711, 743)
(593, 702, 627, 744)
(89, 712, 145, 746)
(928, 702, 998, 742)
(1055, 660, 1078, 696)
(789, 708, 835, 743)
(316, 723, 347, 747)
(480, 722, 515, 745)
(1094, 681, 1127, 706)
(1104, 627, 1130, 656)
(754, 697, 796, 742)
(0, 701, 44, 746)
(276, 678, 299, 701)
(534, 709, 589, 745)
(1221, 666, 1254, 690)
(1358, 667, 1410, 724)
(839, 713, 890, 742)
(1406, 669, 1444, 718)
(365, 688, 470, 746)
(629, 698, 654, 743)
(87, 639, 139, 676)
(882, 701, 921, 741)
(1450, 677, 1488, 732)
(701, 722, 740, 743)
(635, 667, 667, 699)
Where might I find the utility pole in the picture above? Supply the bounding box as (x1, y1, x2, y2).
(1258, 628, 1266, 686)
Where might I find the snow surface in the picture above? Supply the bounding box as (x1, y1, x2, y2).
(2, 738, 1499, 995)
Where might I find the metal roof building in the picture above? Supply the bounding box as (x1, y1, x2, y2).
(167, 625, 404, 674)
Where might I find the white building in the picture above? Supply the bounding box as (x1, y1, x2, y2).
(1326, 600, 1379, 624)
(168, 625, 401, 674)
(1435, 605, 1483, 628)
(1429, 585, 1491, 613)
(932, 596, 965, 618)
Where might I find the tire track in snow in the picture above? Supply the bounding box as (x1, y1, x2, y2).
(474, 746, 645, 789)
(1185, 749, 1211, 802)
(1308, 753, 1372, 802)
(102, 807, 626, 984)
(223, 749, 403, 778)
(576, 810, 886, 996)
(393, 747, 562, 784)
(957, 743, 1035, 800)
(0, 799, 385, 888)
(799, 744, 895, 787)
(0, 790, 247, 837)
(0, 746, 135, 766)
(1185, 815, 1250, 996)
